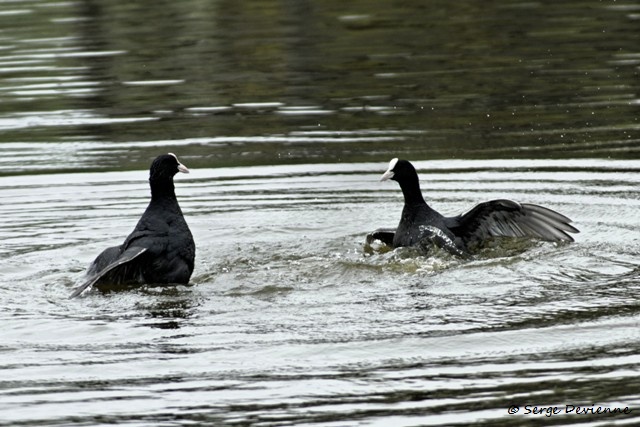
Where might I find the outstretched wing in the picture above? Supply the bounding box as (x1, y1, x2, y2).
(366, 228, 396, 246)
(69, 246, 147, 298)
(448, 199, 579, 248)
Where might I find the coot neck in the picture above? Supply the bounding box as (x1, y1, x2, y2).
(150, 177, 177, 201)
(398, 175, 426, 206)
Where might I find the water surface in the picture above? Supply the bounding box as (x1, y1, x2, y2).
(2, 0, 640, 426)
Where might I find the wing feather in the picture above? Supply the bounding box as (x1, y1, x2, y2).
(450, 199, 578, 248)
(69, 247, 147, 299)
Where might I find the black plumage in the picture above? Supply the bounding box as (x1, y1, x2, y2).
(70, 153, 195, 298)
(367, 158, 578, 256)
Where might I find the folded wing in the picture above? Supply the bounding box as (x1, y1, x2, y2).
(365, 228, 396, 247)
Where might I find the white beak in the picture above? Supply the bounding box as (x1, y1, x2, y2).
(169, 152, 190, 174)
(177, 163, 189, 174)
(380, 169, 394, 181)
(380, 157, 398, 182)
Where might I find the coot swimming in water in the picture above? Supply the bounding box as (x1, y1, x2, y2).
(367, 158, 578, 256)
(69, 153, 195, 298)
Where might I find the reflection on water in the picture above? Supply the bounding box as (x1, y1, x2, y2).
(0, 0, 639, 175)
(2, 0, 640, 425)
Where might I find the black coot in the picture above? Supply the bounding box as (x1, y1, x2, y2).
(70, 153, 195, 298)
(367, 158, 578, 256)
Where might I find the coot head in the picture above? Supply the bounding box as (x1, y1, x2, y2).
(380, 158, 418, 184)
(150, 153, 189, 181)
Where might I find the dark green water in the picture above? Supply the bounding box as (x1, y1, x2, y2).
(1, 1, 640, 426)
